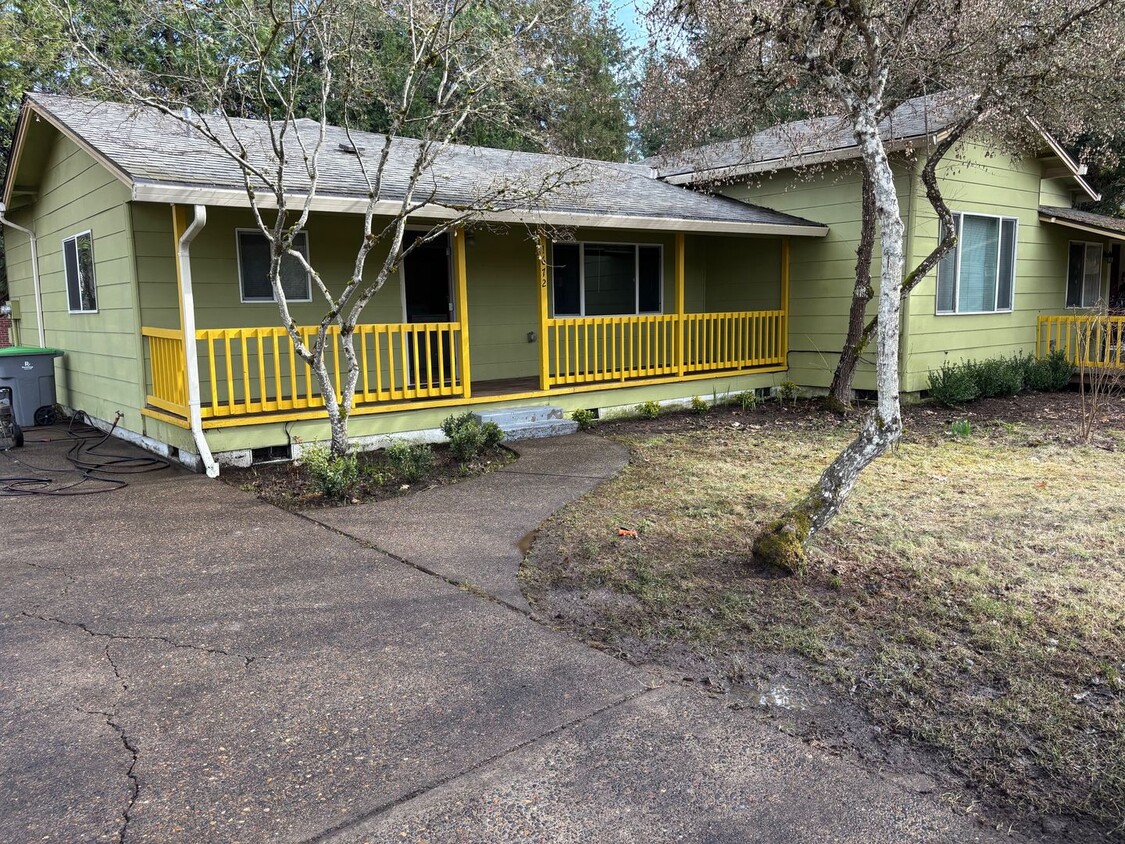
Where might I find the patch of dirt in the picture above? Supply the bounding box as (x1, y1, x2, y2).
(224, 444, 515, 510)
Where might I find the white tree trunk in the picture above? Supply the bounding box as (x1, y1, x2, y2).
(753, 101, 905, 573)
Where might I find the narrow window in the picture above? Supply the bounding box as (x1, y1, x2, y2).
(551, 243, 581, 316)
(1066, 242, 1104, 309)
(63, 231, 97, 313)
(238, 230, 311, 302)
(935, 213, 1017, 314)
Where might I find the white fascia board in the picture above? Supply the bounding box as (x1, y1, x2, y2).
(131, 181, 830, 238)
(1028, 118, 1102, 202)
(1039, 212, 1125, 243)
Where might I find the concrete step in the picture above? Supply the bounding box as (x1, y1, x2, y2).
(471, 406, 578, 442)
(500, 419, 580, 441)
(473, 405, 565, 429)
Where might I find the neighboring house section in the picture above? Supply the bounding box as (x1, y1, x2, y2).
(1, 94, 827, 471)
(652, 94, 1125, 395)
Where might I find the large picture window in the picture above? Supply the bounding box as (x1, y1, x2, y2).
(63, 231, 97, 313)
(936, 213, 1017, 314)
(237, 230, 312, 302)
(551, 242, 663, 317)
(1066, 242, 1103, 309)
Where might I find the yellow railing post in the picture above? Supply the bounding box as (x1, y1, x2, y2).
(675, 232, 686, 378)
(453, 226, 472, 397)
(537, 231, 551, 390)
(781, 237, 791, 365)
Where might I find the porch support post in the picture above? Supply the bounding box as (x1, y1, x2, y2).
(453, 225, 472, 398)
(675, 232, 685, 377)
(781, 237, 791, 365)
(537, 230, 551, 391)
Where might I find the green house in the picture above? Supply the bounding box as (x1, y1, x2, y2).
(2, 93, 1122, 473)
(654, 94, 1125, 394)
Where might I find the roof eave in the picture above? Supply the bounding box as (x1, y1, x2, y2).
(660, 134, 941, 186)
(3, 97, 136, 208)
(1039, 210, 1125, 243)
(1026, 117, 1102, 203)
(130, 182, 830, 237)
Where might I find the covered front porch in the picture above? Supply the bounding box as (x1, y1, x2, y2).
(138, 208, 794, 433)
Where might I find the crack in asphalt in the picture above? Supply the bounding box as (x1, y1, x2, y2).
(24, 561, 79, 613)
(20, 612, 257, 668)
(77, 706, 140, 843)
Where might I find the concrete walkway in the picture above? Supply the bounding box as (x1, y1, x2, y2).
(0, 431, 1011, 843)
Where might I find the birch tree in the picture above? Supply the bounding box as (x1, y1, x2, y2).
(645, 0, 1125, 570)
(52, 0, 586, 456)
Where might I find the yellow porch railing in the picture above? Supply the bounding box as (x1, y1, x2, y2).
(195, 322, 466, 419)
(683, 310, 786, 372)
(141, 327, 188, 417)
(545, 310, 784, 387)
(1038, 315, 1125, 371)
(546, 314, 678, 385)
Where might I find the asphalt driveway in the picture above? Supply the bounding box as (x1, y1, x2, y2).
(0, 430, 1010, 843)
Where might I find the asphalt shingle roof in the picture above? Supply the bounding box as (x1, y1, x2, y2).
(24, 93, 826, 233)
(1040, 205, 1125, 237)
(651, 92, 966, 180)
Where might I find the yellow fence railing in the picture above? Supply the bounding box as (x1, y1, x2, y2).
(546, 314, 678, 386)
(545, 310, 785, 387)
(194, 322, 466, 419)
(143, 309, 786, 423)
(683, 310, 786, 372)
(141, 327, 188, 417)
(1037, 315, 1125, 371)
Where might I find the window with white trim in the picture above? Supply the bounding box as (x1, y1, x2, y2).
(551, 242, 662, 317)
(237, 230, 312, 302)
(1065, 242, 1103, 309)
(63, 231, 97, 313)
(936, 213, 1017, 314)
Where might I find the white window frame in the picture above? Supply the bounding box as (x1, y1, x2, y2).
(550, 241, 664, 317)
(63, 230, 98, 314)
(935, 211, 1018, 316)
(1065, 240, 1104, 310)
(236, 228, 313, 304)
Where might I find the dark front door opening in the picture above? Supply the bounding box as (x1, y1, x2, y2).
(402, 232, 454, 386)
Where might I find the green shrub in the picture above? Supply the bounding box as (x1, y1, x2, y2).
(1023, 350, 1074, 392)
(969, 356, 1023, 398)
(441, 412, 504, 462)
(928, 362, 979, 406)
(690, 396, 709, 414)
(734, 390, 760, 411)
(949, 419, 973, 439)
(775, 381, 798, 403)
(637, 400, 661, 419)
(300, 444, 358, 499)
(385, 440, 434, 483)
(572, 408, 596, 430)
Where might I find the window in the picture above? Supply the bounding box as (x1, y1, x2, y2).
(237, 230, 312, 302)
(1066, 242, 1103, 309)
(63, 231, 97, 313)
(551, 242, 662, 317)
(936, 213, 1017, 314)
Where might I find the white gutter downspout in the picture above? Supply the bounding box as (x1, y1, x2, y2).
(0, 202, 46, 346)
(177, 205, 219, 478)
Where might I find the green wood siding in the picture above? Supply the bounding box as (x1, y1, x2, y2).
(902, 140, 1112, 392)
(5, 135, 145, 427)
(723, 162, 914, 391)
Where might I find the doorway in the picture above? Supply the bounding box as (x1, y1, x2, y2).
(402, 231, 454, 386)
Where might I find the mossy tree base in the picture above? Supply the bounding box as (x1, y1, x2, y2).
(752, 410, 902, 576)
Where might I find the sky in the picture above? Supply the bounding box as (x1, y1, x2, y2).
(609, 0, 650, 47)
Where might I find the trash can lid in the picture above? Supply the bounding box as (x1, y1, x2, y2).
(0, 346, 63, 357)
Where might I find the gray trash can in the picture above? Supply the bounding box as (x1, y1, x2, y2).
(0, 346, 64, 427)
